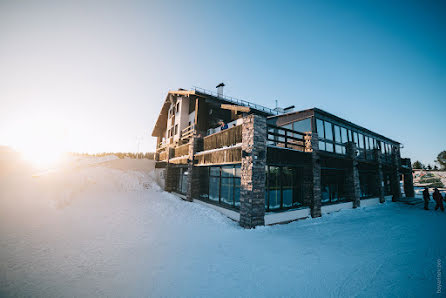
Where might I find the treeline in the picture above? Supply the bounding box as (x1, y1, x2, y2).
(70, 152, 155, 160)
(413, 150, 446, 171)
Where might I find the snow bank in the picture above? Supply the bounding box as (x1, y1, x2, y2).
(1, 153, 445, 297)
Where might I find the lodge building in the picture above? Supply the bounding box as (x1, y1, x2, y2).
(152, 86, 414, 228)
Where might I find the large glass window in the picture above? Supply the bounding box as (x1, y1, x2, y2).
(282, 167, 295, 208)
(359, 171, 376, 198)
(316, 119, 345, 154)
(265, 166, 303, 211)
(207, 165, 241, 208)
(209, 167, 220, 202)
(267, 166, 281, 209)
(321, 169, 346, 204)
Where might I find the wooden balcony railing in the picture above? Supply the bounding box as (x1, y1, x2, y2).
(159, 150, 168, 161)
(267, 124, 306, 151)
(181, 124, 195, 140)
(174, 143, 189, 158)
(204, 124, 242, 151)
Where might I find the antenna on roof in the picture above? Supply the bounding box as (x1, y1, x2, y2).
(216, 82, 225, 97)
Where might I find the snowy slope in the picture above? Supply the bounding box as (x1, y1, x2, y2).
(0, 156, 445, 297)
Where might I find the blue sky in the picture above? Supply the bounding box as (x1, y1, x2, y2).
(0, 0, 445, 165)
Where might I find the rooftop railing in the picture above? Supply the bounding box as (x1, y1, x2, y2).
(192, 86, 280, 116)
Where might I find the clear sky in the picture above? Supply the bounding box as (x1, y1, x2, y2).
(0, 0, 445, 165)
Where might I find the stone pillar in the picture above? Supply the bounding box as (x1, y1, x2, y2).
(164, 165, 177, 192)
(345, 142, 361, 208)
(373, 149, 385, 203)
(403, 170, 415, 198)
(390, 147, 401, 202)
(302, 132, 321, 218)
(164, 147, 178, 192)
(186, 136, 204, 202)
(239, 114, 267, 228)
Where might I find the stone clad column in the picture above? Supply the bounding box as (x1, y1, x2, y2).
(239, 114, 267, 228)
(345, 142, 361, 208)
(403, 159, 415, 198)
(186, 136, 204, 202)
(164, 147, 177, 192)
(302, 132, 321, 218)
(390, 147, 401, 202)
(373, 149, 385, 203)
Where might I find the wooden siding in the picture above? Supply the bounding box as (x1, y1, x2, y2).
(203, 125, 242, 151)
(195, 147, 242, 165)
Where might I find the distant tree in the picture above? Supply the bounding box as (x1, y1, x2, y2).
(427, 164, 432, 170)
(436, 151, 446, 170)
(412, 160, 423, 169)
(433, 165, 439, 171)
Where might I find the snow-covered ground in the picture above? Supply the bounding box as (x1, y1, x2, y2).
(1, 154, 445, 297)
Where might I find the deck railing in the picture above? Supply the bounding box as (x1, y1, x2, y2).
(158, 150, 168, 161)
(203, 124, 242, 151)
(181, 124, 195, 140)
(174, 143, 189, 158)
(267, 124, 306, 151)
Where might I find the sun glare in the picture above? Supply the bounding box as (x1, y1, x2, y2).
(10, 113, 69, 169)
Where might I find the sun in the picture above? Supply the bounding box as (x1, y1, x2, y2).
(19, 145, 64, 168)
(10, 113, 69, 169)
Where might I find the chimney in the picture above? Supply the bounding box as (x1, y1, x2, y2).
(216, 82, 225, 97)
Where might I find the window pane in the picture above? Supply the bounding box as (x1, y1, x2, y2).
(325, 122, 333, 141)
(221, 165, 233, 177)
(293, 118, 311, 133)
(282, 167, 294, 208)
(334, 125, 341, 143)
(358, 134, 364, 148)
(234, 165, 241, 178)
(316, 119, 324, 138)
(234, 178, 240, 207)
(354, 132, 359, 146)
(180, 169, 188, 194)
(335, 144, 344, 154)
(221, 177, 233, 206)
(268, 166, 281, 210)
(326, 142, 334, 152)
(319, 141, 326, 151)
(209, 176, 220, 202)
(341, 127, 347, 143)
(210, 167, 220, 176)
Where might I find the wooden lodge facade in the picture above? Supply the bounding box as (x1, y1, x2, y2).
(152, 87, 414, 228)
